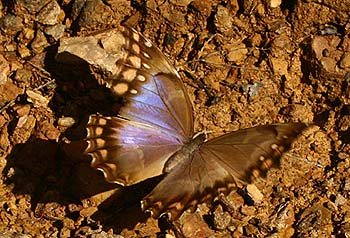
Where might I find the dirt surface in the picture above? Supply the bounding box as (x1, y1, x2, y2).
(0, 0, 350, 237)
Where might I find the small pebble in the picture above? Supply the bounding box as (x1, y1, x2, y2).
(340, 52, 350, 69)
(58, 117, 75, 127)
(247, 184, 264, 203)
(36, 0, 62, 25)
(270, 0, 282, 8)
(14, 104, 31, 117)
(26, 90, 49, 107)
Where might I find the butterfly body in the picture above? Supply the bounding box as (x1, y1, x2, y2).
(162, 133, 205, 173)
(82, 25, 309, 220)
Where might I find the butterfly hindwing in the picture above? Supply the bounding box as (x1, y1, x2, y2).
(141, 146, 237, 220)
(85, 115, 183, 185)
(142, 123, 307, 220)
(204, 123, 308, 182)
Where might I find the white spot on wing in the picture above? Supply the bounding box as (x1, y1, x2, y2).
(143, 52, 151, 59)
(144, 39, 152, 48)
(128, 56, 141, 68)
(95, 127, 103, 136)
(137, 75, 146, 82)
(132, 32, 140, 42)
(113, 83, 129, 95)
(132, 43, 140, 54)
(122, 69, 137, 82)
(130, 89, 138, 94)
(142, 63, 151, 69)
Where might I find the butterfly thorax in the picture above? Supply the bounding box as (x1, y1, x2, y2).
(163, 133, 206, 174)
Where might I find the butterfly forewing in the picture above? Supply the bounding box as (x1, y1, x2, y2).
(107, 26, 193, 138)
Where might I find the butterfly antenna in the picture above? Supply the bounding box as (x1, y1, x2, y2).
(193, 130, 216, 141)
(182, 69, 219, 106)
(284, 152, 324, 168)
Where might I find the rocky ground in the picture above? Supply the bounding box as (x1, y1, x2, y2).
(0, 0, 350, 237)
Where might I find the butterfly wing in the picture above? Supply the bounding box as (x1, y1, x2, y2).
(105, 26, 194, 139)
(86, 116, 185, 185)
(142, 123, 308, 220)
(203, 123, 309, 182)
(84, 26, 194, 186)
(141, 148, 237, 220)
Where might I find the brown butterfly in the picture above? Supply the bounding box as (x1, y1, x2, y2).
(84, 25, 308, 220)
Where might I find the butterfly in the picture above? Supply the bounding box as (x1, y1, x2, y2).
(84, 25, 308, 220)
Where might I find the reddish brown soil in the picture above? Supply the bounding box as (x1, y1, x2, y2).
(0, 0, 349, 237)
